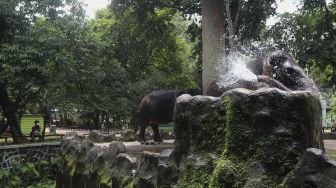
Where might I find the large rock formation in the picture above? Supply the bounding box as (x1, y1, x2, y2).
(174, 88, 325, 187)
(56, 88, 336, 188)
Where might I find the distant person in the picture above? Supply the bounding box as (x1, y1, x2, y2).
(30, 120, 41, 142)
(1, 118, 11, 135)
(101, 120, 107, 133)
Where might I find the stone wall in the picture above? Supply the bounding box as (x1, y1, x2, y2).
(0, 142, 60, 169)
(56, 132, 178, 188)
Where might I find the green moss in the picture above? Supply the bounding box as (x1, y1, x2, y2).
(64, 154, 77, 176)
(209, 159, 247, 188)
(178, 154, 216, 188)
(219, 95, 300, 187)
(191, 109, 227, 155)
(222, 96, 256, 160)
(125, 178, 136, 188)
(179, 168, 211, 188)
(99, 168, 112, 187)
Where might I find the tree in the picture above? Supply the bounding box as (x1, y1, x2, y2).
(111, 0, 277, 92)
(201, 0, 226, 92)
(201, 0, 277, 91)
(105, 4, 198, 114)
(0, 0, 84, 143)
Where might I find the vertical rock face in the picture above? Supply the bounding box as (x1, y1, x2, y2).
(174, 88, 324, 187)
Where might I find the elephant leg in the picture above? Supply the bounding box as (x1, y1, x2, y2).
(151, 124, 162, 142)
(139, 123, 147, 142)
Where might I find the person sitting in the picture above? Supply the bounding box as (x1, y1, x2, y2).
(30, 120, 41, 142)
(0, 118, 11, 136)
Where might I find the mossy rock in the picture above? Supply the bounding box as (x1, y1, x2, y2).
(174, 89, 324, 187)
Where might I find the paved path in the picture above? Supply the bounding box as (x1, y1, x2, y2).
(46, 127, 90, 136)
(46, 127, 336, 158)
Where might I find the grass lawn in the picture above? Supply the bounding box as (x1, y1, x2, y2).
(326, 149, 336, 160)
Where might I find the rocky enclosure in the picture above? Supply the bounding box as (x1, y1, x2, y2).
(57, 88, 336, 188)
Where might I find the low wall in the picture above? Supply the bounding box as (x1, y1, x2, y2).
(0, 142, 60, 169)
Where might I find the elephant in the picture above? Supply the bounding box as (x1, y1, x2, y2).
(205, 50, 319, 97)
(261, 50, 319, 93)
(138, 89, 201, 142)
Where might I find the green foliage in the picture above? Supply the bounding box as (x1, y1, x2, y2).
(267, 1, 336, 117)
(0, 159, 57, 188)
(0, 0, 283, 131)
(267, 1, 336, 89)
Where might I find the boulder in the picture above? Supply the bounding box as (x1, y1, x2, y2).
(158, 149, 178, 187)
(88, 130, 116, 143)
(174, 88, 324, 187)
(107, 141, 126, 163)
(135, 151, 160, 188)
(111, 153, 137, 188)
(285, 148, 336, 188)
(120, 129, 135, 142)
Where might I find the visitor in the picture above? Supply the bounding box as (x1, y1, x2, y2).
(1, 118, 11, 136)
(101, 120, 107, 133)
(30, 120, 41, 142)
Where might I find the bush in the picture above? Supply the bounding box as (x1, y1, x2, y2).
(0, 159, 57, 188)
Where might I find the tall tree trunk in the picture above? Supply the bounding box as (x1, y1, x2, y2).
(225, 0, 236, 52)
(92, 111, 100, 130)
(202, 0, 226, 93)
(0, 82, 25, 143)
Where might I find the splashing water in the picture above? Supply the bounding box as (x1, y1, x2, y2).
(216, 51, 258, 89)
